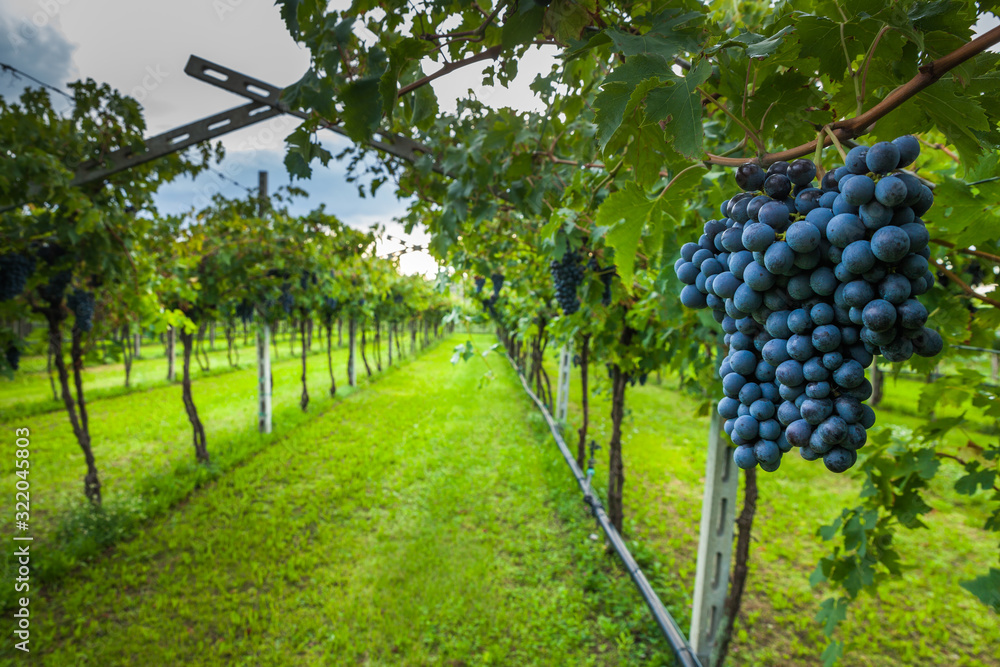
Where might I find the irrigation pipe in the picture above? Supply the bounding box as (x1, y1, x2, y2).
(503, 349, 702, 667)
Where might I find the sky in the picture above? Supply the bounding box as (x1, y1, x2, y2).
(0, 0, 557, 276)
(0, 1, 997, 275)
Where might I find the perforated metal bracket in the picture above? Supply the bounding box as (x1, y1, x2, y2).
(72, 102, 283, 187)
(184, 55, 440, 171)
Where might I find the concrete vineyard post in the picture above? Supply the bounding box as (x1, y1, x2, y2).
(348, 318, 357, 387)
(166, 326, 175, 382)
(555, 343, 572, 424)
(690, 410, 738, 666)
(257, 321, 272, 434)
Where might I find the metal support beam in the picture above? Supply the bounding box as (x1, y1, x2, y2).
(72, 101, 282, 187)
(690, 410, 738, 666)
(184, 55, 439, 171)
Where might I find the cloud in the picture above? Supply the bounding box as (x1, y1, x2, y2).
(0, 1, 77, 104)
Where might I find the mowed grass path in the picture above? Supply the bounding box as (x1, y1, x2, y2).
(13, 339, 628, 666)
(0, 334, 373, 538)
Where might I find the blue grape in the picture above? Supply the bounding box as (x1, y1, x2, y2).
(806, 381, 832, 399)
(897, 299, 929, 330)
(675, 261, 700, 286)
(878, 273, 911, 304)
(743, 262, 776, 291)
(898, 253, 929, 280)
(892, 135, 920, 168)
(841, 175, 875, 206)
(832, 193, 860, 215)
(750, 399, 776, 421)
(787, 274, 815, 301)
(742, 223, 776, 252)
(764, 173, 792, 199)
(912, 185, 934, 217)
(874, 175, 907, 207)
(786, 419, 813, 447)
(739, 381, 764, 405)
(777, 401, 801, 425)
(763, 242, 796, 276)
(822, 351, 845, 370)
(881, 335, 914, 362)
(802, 357, 829, 382)
(785, 221, 821, 253)
(719, 396, 741, 419)
(713, 271, 741, 298)
(757, 201, 790, 230)
(811, 324, 842, 353)
(734, 283, 764, 313)
(736, 163, 766, 191)
(733, 445, 758, 469)
(912, 327, 944, 357)
(859, 200, 892, 231)
(865, 142, 901, 175)
(680, 285, 707, 309)
(787, 334, 815, 362)
(776, 359, 805, 386)
(842, 240, 876, 275)
(800, 398, 834, 425)
(823, 447, 856, 473)
(862, 298, 897, 332)
(843, 424, 868, 450)
(762, 338, 791, 366)
(755, 360, 776, 382)
(754, 440, 781, 465)
(833, 359, 865, 388)
(691, 248, 714, 267)
(870, 226, 911, 263)
(733, 415, 760, 440)
(729, 349, 757, 375)
(826, 213, 866, 248)
(845, 145, 869, 174)
(805, 207, 835, 237)
(809, 266, 837, 296)
(759, 419, 782, 441)
(794, 188, 823, 214)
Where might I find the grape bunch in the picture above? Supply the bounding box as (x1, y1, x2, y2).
(235, 299, 255, 324)
(279, 283, 294, 315)
(67, 289, 96, 333)
(4, 345, 19, 371)
(474, 276, 486, 294)
(0, 253, 36, 302)
(300, 271, 318, 290)
(674, 136, 943, 474)
(551, 250, 585, 315)
(38, 270, 72, 304)
(490, 273, 504, 297)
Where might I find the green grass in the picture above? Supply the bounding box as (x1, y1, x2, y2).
(543, 355, 1000, 667)
(0, 329, 413, 606)
(2, 330, 995, 666)
(1, 335, 680, 666)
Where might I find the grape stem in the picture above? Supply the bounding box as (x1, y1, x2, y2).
(929, 239, 1000, 265)
(934, 260, 1000, 308)
(703, 24, 1000, 166)
(697, 86, 767, 155)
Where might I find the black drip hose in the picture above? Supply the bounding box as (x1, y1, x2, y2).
(504, 351, 702, 667)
